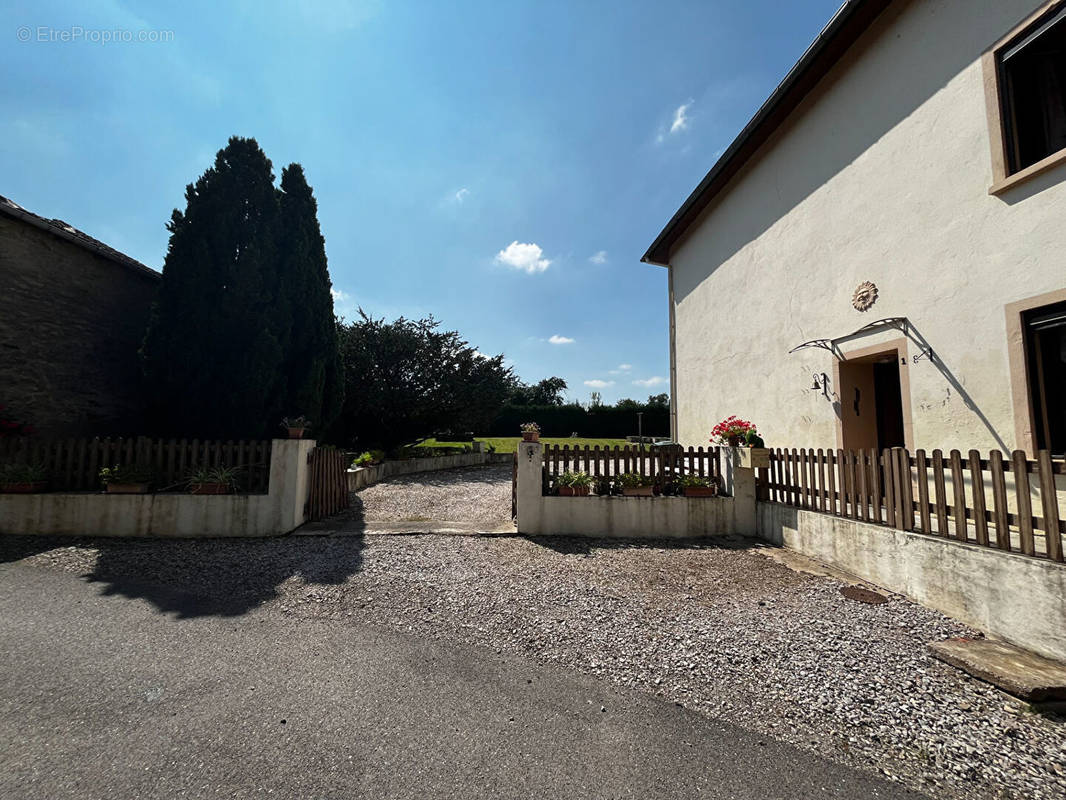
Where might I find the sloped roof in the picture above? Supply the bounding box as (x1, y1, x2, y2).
(0, 194, 160, 280)
(642, 0, 892, 266)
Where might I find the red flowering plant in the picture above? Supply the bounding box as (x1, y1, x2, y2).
(710, 416, 758, 446)
(0, 405, 34, 438)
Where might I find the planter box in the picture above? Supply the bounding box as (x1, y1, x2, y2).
(682, 486, 717, 498)
(189, 483, 232, 495)
(285, 427, 305, 440)
(105, 483, 150, 494)
(557, 486, 590, 497)
(1, 481, 48, 494)
(621, 486, 655, 497)
(736, 447, 770, 469)
(522, 432, 540, 443)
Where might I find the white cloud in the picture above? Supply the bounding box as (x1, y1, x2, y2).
(472, 349, 490, 359)
(494, 241, 552, 274)
(609, 363, 633, 375)
(584, 379, 615, 388)
(548, 335, 574, 345)
(670, 101, 692, 134)
(454, 187, 470, 204)
(589, 250, 608, 265)
(331, 288, 350, 303)
(633, 376, 667, 387)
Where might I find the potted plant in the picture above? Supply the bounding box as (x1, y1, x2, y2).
(187, 465, 241, 495)
(616, 472, 655, 497)
(281, 416, 311, 440)
(556, 470, 593, 497)
(520, 422, 540, 443)
(711, 415, 758, 447)
(100, 464, 154, 494)
(0, 462, 49, 493)
(678, 474, 718, 497)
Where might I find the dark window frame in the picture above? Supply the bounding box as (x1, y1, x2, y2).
(996, 5, 1066, 174)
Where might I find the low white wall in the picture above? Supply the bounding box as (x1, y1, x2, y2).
(347, 452, 488, 491)
(530, 494, 744, 540)
(758, 502, 1066, 663)
(0, 439, 314, 538)
(515, 441, 757, 539)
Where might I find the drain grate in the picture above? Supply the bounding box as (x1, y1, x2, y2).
(840, 585, 888, 605)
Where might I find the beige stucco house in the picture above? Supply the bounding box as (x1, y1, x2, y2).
(644, 0, 1066, 458)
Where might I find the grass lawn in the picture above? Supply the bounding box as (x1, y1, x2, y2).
(420, 436, 631, 454)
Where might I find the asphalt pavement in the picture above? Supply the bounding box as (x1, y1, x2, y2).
(0, 559, 925, 799)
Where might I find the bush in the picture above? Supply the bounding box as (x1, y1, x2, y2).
(0, 463, 48, 483)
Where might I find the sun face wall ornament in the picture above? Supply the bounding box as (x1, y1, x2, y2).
(852, 281, 878, 312)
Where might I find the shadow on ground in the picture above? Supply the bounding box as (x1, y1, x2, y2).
(0, 534, 366, 619)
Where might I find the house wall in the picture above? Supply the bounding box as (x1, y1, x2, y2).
(0, 215, 160, 435)
(668, 0, 1066, 454)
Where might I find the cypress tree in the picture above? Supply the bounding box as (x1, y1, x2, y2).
(276, 164, 344, 435)
(141, 137, 284, 438)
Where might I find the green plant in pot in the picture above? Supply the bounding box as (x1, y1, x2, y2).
(280, 416, 311, 440)
(187, 465, 241, 495)
(100, 464, 155, 494)
(0, 462, 49, 493)
(615, 472, 655, 497)
(678, 474, 718, 498)
(555, 470, 593, 497)
(520, 422, 541, 443)
(744, 429, 765, 448)
(351, 450, 385, 468)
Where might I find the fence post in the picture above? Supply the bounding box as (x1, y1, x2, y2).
(515, 441, 545, 535)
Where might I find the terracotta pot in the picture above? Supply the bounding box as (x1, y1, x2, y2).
(189, 482, 232, 495)
(622, 485, 655, 497)
(105, 483, 150, 494)
(1, 481, 48, 494)
(557, 486, 590, 497)
(521, 431, 540, 442)
(683, 485, 717, 498)
(286, 427, 305, 440)
(727, 435, 743, 447)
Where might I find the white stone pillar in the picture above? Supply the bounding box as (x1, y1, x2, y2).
(721, 446, 758, 538)
(266, 438, 316, 533)
(515, 441, 544, 535)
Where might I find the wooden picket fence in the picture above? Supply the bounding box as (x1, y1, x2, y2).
(762, 447, 1066, 562)
(305, 446, 349, 521)
(0, 436, 272, 493)
(542, 444, 721, 490)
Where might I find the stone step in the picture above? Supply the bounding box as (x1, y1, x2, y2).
(929, 637, 1066, 702)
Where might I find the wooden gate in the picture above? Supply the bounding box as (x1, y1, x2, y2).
(305, 447, 350, 521)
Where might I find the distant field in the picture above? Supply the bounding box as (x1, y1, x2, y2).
(421, 437, 631, 454)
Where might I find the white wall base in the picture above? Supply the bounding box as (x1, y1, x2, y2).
(758, 501, 1066, 662)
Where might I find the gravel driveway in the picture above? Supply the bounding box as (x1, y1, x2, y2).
(338, 464, 514, 531)
(3, 533, 1063, 800)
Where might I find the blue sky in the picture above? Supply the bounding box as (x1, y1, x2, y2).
(2, 0, 841, 404)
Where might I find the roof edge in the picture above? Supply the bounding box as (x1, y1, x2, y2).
(0, 195, 160, 280)
(641, 0, 892, 267)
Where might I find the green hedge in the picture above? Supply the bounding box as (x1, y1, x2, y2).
(488, 404, 669, 439)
